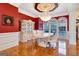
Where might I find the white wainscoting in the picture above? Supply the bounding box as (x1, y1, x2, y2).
(0, 32, 20, 51)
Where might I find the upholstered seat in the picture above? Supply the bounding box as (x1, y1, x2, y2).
(36, 34, 58, 48)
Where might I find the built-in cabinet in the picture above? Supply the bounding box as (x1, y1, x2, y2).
(20, 20, 34, 42)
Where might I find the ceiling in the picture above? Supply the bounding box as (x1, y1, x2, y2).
(10, 3, 79, 18)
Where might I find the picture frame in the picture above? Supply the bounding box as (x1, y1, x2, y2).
(2, 15, 14, 26)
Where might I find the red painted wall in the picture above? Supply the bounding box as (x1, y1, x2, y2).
(32, 18, 39, 30)
(19, 13, 33, 20)
(0, 3, 19, 33)
(0, 3, 35, 33)
(0, 3, 69, 33)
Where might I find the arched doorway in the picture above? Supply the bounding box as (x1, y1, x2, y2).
(58, 17, 68, 55)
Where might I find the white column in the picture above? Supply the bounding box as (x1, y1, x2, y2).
(67, 4, 76, 45)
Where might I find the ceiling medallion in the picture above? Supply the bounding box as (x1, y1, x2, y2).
(35, 3, 58, 12)
(34, 3, 58, 21)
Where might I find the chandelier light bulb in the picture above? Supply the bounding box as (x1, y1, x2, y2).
(40, 15, 52, 21)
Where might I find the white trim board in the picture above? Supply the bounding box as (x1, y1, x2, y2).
(0, 32, 20, 51)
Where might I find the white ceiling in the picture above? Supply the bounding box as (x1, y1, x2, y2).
(10, 3, 79, 18)
(9, 3, 21, 7)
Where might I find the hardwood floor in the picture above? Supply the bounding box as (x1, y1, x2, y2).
(0, 40, 79, 56)
(0, 41, 58, 56)
(77, 39, 79, 56)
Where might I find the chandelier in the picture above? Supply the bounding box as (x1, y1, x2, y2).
(35, 3, 58, 21)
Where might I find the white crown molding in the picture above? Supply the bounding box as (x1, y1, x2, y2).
(18, 8, 38, 18)
(9, 3, 21, 8)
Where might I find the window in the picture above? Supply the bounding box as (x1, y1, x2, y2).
(50, 19, 57, 34)
(39, 20, 43, 30)
(44, 22, 49, 33)
(58, 17, 67, 39)
(39, 18, 58, 34)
